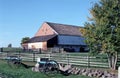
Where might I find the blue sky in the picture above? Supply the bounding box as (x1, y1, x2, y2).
(0, 0, 98, 47)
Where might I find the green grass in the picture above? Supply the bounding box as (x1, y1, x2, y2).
(0, 60, 93, 78)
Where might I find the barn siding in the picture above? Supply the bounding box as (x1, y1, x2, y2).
(28, 42, 47, 50)
(28, 42, 42, 49)
(35, 23, 57, 37)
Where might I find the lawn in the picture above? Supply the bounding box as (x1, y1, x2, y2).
(0, 60, 93, 78)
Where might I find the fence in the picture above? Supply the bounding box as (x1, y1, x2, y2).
(0, 51, 116, 68)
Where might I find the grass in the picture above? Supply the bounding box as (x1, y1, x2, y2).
(0, 60, 93, 78)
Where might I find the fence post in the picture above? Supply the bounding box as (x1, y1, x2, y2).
(118, 67, 120, 78)
(0, 47, 3, 52)
(7, 51, 9, 57)
(33, 52, 35, 62)
(18, 51, 21, 64)
(88, 54, 90, 68)
(49, 53, 51, 60)
(39, 48, 41, 54)
(67, 54, 70, 65)
(59, 47, 60, 53)
(18, 51, 20, 58)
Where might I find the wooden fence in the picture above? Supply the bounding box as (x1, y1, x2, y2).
(0, 47, 120, 68)
(0, 52, 116, 68)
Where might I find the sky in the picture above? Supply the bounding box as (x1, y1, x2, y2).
(0, 0, 99, 47)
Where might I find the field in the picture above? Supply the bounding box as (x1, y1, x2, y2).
(0, 60, 93, 78)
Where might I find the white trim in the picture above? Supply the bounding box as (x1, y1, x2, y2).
(46, 22, 59, 35)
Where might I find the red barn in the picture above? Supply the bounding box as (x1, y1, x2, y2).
(22, 22, 87, 52)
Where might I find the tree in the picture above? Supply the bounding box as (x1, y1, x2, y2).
(81, 0, 120, 70)
(21, 37, 30, 44)
(8, 43, 12, 48)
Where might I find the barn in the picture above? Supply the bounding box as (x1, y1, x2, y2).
(22, 22, 87, 52)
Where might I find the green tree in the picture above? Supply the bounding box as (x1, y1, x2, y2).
(21, 37, 30, 44)
(82, 0, 120, 70)
(8, 43, 12, 48)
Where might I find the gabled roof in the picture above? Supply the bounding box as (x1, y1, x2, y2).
(46, 22, 83, 36)
(29, 34, 56, 43)
(28, 22, 83, 43)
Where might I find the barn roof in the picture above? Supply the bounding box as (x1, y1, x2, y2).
(46, 22, 83, 36)
(28, 22, 83, 43)
(29, 34, 56, 43)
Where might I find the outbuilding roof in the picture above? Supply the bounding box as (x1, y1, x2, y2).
(29, 34, 56, 43)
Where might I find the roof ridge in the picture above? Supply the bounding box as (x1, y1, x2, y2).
(46, 22, 83, 28)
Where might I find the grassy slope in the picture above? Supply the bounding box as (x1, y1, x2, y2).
(0, 60, 93, 78)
